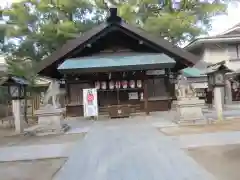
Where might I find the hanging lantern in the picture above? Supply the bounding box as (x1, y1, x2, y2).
(101, 81, 107, 89)
(109, 81, 114, 89)
(95, 81, 100, 89)
(129, 80, 135, 88)
(115, 81, 121, 89)
(122, 80, 128, 89)
(136, 80, 142, 88)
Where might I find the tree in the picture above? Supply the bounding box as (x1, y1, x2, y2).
(0, 0, 233, 62)
(2, 0, 105, 62)
(96, 0, 228, 45)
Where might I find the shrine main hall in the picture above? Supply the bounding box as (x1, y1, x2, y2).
(35, 8, 199, 117)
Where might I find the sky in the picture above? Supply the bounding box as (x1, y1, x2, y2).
(1, 0, 240, 36)
(209, 3, 240, 35)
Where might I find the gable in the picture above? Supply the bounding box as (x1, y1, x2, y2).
(36, 8, 199, 78)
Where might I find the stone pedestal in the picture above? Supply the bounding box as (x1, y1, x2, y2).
(175, 97, 206, 125)
(24, 104, 69, 136)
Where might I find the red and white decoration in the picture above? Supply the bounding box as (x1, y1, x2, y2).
(136, 80, 142, 88)
(95, 81, 100, 89)
(101, 81, 107, 89)
(122, 80, 128, 89)
(109, 81, 114, 89)
(129, 80, 135, 88)
(115, 81, 121, 89)
(83, 88, 98, 117)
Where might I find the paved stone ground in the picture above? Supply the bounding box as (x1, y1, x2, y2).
(53, 121, 216, 180)
(0, 158, 66, 180)
(0, 143, 74, 162)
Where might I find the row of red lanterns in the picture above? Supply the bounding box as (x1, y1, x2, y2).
(95, 80, 142, 90)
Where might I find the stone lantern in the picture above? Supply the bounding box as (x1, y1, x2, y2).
(206, 61, 232, 121)
(1, 76, 28, 133)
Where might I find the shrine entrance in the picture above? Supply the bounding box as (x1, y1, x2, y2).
(95, 71, 145, 116)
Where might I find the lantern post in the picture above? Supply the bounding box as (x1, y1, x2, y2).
(206, 63, 229, 122)
(5, 76, 28, 133)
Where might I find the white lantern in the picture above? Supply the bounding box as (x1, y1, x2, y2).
(109, 81, 114, 89)
(137, 80, 142, 88)
(122, 80, 128, 89)
(140, 92, 144, 100)
(115, 81, 121, 89)
(129, 80, 135, 88)
(95, 81, 100, 89)
(101, 81, 106, 89)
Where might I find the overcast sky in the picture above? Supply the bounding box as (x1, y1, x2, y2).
(1, 0, 240, 36)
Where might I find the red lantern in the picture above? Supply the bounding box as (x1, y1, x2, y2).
(115, 81, 121, 89)
(122, 80, 128, 89)
(129, 80, 135, 88)
(109, 81, 114, 89)
(95, 81, 100, 89)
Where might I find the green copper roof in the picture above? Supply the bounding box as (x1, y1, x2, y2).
(182, 67, 205, 77)
(58, 53, 176, 73)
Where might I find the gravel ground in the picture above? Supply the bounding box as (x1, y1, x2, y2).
(159, 120, 240, 136)
(187, 144, 240, 180)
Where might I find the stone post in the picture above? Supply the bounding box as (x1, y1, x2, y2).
(214, 87, 223, 121)
(12, 100, 24, 133)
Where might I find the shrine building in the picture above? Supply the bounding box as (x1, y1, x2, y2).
(35, 8, 199, 117)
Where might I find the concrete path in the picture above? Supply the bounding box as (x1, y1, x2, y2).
(0, 143, 74, 162)
(53, 122, 215, 180)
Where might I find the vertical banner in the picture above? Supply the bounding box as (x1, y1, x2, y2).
(83, 88, 98, 117)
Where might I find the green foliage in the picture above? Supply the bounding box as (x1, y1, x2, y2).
(99, 0, 228, 44)
(0, 0, 233, 64)
(2, 0, 104, 62)
(6, 56, 37, 86)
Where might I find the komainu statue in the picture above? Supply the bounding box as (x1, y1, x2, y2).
(176, 75, 196, 98)
(43, 79, 64, 108)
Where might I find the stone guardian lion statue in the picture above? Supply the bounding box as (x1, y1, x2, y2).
(43, 79, 63, 108)
(176, 75, 196, 98)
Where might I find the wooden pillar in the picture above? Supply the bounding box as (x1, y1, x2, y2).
(164, 69, 170, 110)
(65, 76, 70, 117)
(144, 74, 149, 115)
(65, 77, 70, 104)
